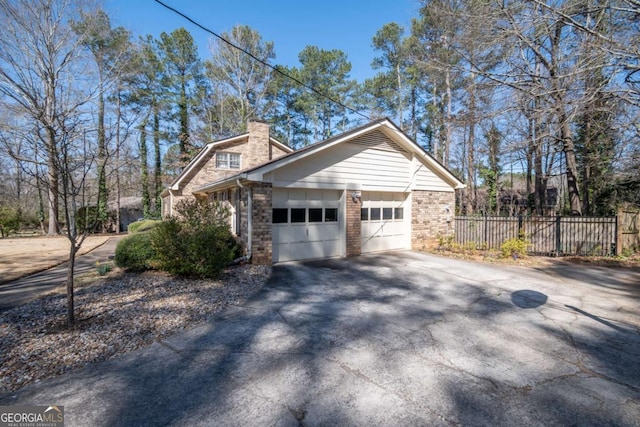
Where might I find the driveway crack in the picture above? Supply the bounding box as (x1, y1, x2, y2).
(324, 355, 459, 426)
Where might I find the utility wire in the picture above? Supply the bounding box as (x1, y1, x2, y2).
(153, 0, 370, 121)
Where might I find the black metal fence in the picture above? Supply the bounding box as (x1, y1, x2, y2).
(455, 215, 617, 256)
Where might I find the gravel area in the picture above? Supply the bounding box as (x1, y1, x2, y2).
(0, 265, 271, 394)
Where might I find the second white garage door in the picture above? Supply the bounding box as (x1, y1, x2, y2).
(272, 189, 343, 263)
(361, 192, 409, 253)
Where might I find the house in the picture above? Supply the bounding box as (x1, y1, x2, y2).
(108, 196, 144, 232)
(162, 119, 465, 264)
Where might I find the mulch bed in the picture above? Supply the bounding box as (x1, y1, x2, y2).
(0, 265, 270, 394)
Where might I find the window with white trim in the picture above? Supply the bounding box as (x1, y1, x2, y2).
(216, 152, 241, 169)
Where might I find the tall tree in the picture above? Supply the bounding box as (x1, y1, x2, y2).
(370, 23, 407, 127)
(267, 65, 308, 146)
(296, 46, 356, 140)
(128, 35, 166, 216)
(206, 25, 275, 136)
(157, 27, 205, 163)
(72, 10, 131, 231)
(478, 124, 502, 215)
(411, 0, 465, 166)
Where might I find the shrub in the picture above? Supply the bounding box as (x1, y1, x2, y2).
(96, 261, 113, 276)
(0, 207, 21, 238)
(151, 199, 237, 278)
(128, 219, 161, 234)
(115, 232, 157, 271)
(500, 236, 529, 259)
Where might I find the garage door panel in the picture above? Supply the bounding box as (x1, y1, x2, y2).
(361, 192, 409, 254)
(272, 244, 287, 262)
(272, 189, 343, 263)
(289, 242, 309, 259)
(385, 221, 404, 236)
(307, 224, 337, 241)
(273, 225, 307, 244)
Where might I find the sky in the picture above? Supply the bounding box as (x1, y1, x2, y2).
(105, 0, 420, 82)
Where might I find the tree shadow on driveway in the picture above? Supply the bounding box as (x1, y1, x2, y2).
(1, 251, 639, 426)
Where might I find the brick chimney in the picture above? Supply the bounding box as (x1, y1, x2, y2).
(247, 121, 271, 167)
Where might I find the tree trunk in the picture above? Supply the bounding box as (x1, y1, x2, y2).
(526, 113, 534, 213)
(140, 116, 151, 218)
(66, 240, 77, 326)
(465, 77, 477, 215)
(153, 103, 162, 214)
(46, 131, 59, 236)
(179, 80, 189, 163)
(581, 113, 593, 215)
(115, 91, 122, 233)
(396, 62, 403, 128)
(409, 86, 417, 141)
(444, 70, 452, 167)
(97, 92, 108, 233)
(559, 110, 582, 216)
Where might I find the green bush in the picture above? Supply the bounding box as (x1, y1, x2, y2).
(96, 261, 113, 276)
(0, 207, 21, 238)
(128, 219, 161, 234)
(115, 232, 157, 271)
(500, 236, 529, 259)
(151, 199, 237, 278)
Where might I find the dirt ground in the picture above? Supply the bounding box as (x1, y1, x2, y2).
(0, 235, 112, 284)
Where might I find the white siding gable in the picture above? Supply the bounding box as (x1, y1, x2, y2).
(413, 163, 455, 192)
(270, 129, 453, 192)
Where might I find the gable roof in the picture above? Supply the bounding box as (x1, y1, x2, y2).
(194, 118, 465, 194)
(164, 132, 293, 194)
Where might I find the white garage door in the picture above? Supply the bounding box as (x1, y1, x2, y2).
(272, 189, 343, 263)
(361, 192, 409, 253)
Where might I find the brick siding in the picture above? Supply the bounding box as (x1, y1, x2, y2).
(346, 190, 362, 256)
(168, 122, 289, 214)
(250, 183, 273, 264)
(247, 121, 270, 166)
(411, 190, 455, 250)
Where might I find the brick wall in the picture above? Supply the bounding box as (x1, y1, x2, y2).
(250, 183, 273, 264)
(171, 122, 288, 210)
(181, 140, 247, 197)
(270, 141, 290, 160)
(412, 190, 455, 250)
(346, 190, 362, 256)
(247, 121, 270, 166)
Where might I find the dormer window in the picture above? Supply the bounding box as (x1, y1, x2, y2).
(216, 152, 241, 169)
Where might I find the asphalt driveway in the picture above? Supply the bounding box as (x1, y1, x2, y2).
(1, 252, 639, 426)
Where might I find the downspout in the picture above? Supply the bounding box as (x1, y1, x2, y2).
(236, 179, 252, 263)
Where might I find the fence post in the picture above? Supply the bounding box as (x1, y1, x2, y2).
(555, 214, 562, 257)
(616, 210, 622, 256)
(518, 214, 523, 237)
(484, 215, 488, 248)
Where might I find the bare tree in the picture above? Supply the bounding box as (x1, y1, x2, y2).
(0, 0, 102, 325)
(206, 25, 275, 135)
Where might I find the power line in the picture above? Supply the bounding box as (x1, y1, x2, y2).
(153, 0, 370, 121)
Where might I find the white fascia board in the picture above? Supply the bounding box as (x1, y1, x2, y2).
(380, 122, 465, 190)
(270, 137, 294, 153)
(194, 173, 249, 194)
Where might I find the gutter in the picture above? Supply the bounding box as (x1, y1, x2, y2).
(195, 172, 248, 194)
